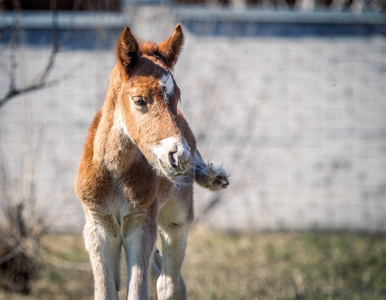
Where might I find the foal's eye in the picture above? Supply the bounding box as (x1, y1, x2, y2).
(132, 96, 146, 107)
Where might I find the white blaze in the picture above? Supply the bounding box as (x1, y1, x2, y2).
(160, 73, 175, 102)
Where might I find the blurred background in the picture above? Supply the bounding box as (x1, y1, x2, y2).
(0, 0, 385, 298)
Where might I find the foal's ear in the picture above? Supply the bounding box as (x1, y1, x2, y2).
(117, 26, 139, 73)
(157, 24, 184, 69)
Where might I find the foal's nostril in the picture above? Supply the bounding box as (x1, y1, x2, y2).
(169, 151, 177, 168)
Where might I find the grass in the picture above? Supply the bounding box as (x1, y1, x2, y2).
(1, 227, 385, 299)
(183, 228, 386, 299)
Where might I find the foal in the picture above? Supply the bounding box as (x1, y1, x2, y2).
(75, 24, 228, 300)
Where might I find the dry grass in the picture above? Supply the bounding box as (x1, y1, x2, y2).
(184, 228, 386, 300)
(0, 227, 385, 300)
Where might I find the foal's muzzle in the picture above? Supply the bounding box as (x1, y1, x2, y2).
(152, 137, 191, 177)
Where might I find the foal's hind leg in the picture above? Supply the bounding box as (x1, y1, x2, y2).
(83, 211, 121, 300)
(156, 190, 193, 300)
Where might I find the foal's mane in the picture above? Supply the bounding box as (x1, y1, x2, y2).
(139, 42, 159, 57)
(138, 41, 176, 70)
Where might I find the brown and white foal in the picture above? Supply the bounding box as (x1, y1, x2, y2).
(75, 24, 229, 300)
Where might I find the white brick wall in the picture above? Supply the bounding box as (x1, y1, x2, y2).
(0, 9, 385, 232)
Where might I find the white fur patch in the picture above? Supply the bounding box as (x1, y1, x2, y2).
(151, 137, 178, 158)
(116, 110, 130, 137)
(160, 73, 175, 102)
(115, 110, 136, 145)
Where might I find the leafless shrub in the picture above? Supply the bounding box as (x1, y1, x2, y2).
(0, 132, 46, 293)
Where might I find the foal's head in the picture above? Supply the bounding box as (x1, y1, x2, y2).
(115, 25, 191, 178)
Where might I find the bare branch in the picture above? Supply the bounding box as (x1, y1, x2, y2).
(0, 79, 55, 109)
(0, 1, 81, 110)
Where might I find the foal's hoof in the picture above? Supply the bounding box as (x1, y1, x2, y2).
(211, 171, 229, 191)
(206, 163, 229, 191)
(196, 162, 229, 191)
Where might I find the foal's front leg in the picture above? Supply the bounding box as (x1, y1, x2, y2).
(156, 197, 193, 300)
(122, 207, 158, 300)
(83, 211, 122, 300)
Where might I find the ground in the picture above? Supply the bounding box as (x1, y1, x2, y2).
(1, 227, 385, 299)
